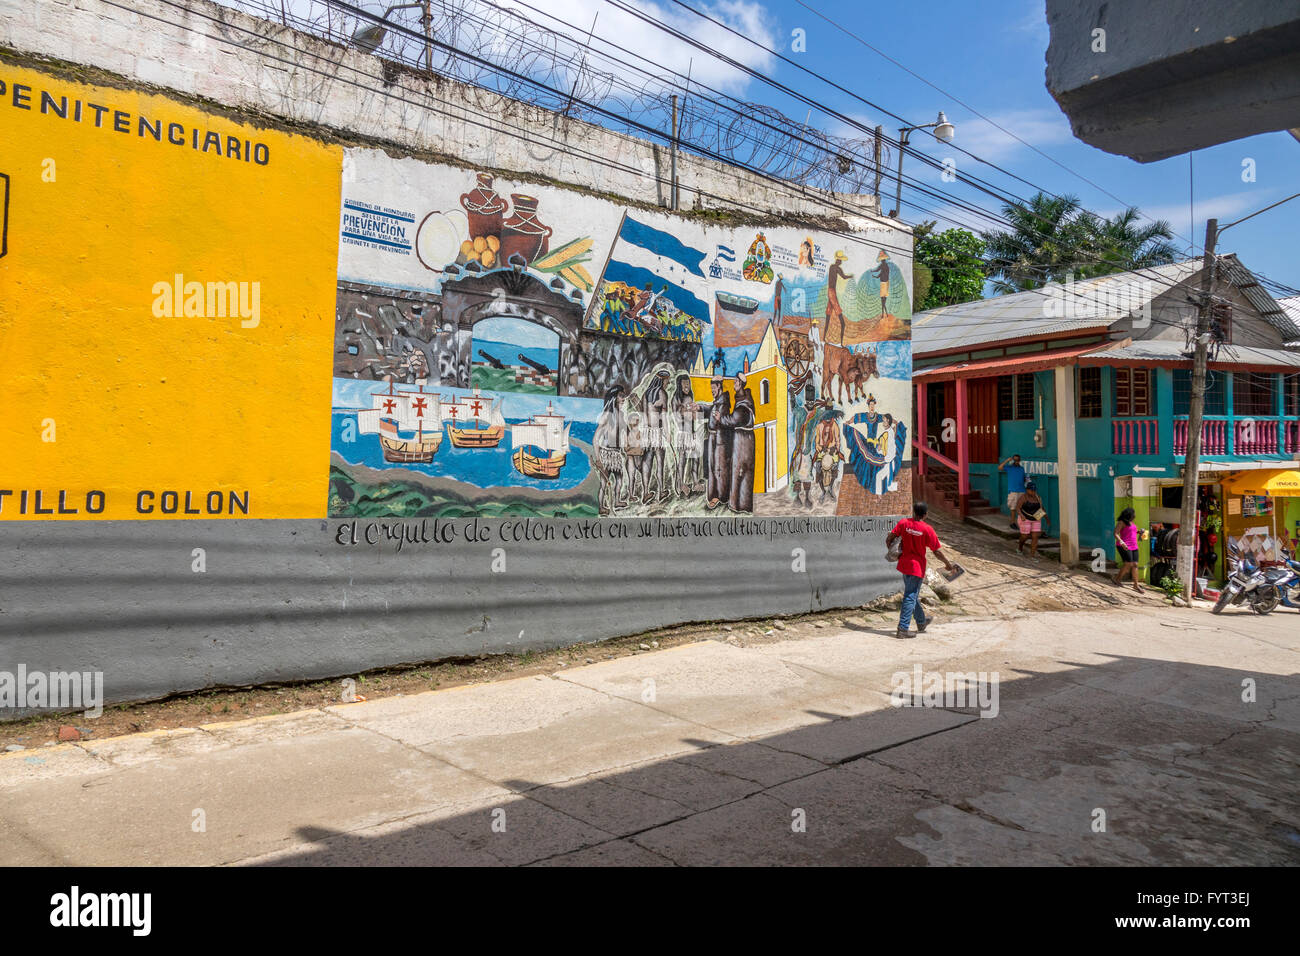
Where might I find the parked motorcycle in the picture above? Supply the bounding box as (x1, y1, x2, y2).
(1270, 550, 1300, 611)
(1212, 555, 1279, 614)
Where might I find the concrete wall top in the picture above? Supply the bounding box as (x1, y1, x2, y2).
(1, 0, 887, 227)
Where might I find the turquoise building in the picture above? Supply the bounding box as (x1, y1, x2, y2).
(912, 259, 1300, 583)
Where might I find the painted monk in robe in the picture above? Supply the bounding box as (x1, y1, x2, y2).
(706, 377, 733, 509)
(721, 372, 756, 513)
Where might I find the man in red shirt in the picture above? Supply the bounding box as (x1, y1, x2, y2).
(886, 501, 956, 639)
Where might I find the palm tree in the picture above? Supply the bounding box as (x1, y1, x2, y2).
(982, 193, 1090, 293)
(1076, 207, 1180, 278)
(982, 192, 1178, 293)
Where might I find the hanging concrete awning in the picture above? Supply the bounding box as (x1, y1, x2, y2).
(1225, 469, 1300, 497)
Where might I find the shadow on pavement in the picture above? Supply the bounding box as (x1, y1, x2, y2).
(245, 653, 1300, 867)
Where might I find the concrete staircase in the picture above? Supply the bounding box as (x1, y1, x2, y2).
(921, 470, 1126, 572)
(919, 467, 1071, 564)
(920, 469, 998, 518)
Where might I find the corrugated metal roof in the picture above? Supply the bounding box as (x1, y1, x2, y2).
(914, 343, 1108, 380)
(1079, 339, 1300, 369)
(1215, 255, 1298, 339)
(914, 258, 1299, 355)
(1278, 295, 1300, 346)
(913, 260, 1200, 355)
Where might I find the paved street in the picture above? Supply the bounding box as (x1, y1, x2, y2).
(2, 600, 1297, 866)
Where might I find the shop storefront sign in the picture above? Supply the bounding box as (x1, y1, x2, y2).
(1021, 459, 1106, 479)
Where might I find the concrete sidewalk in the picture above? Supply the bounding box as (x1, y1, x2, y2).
(2, 604, 1298, 866)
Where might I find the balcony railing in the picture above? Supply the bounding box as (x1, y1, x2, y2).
(1112, 418, 1159, 455)
(1234, 418, 1280, 455)
(1172, 415, 1295, 457)
(1173, 417, 1227, 456)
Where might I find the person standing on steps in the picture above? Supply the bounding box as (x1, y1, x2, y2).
(886, 501, 957, 640)
(998, 454, 1026, 530)
(1014, 481, 1049, 557)
(1112, 507, 1144, 593)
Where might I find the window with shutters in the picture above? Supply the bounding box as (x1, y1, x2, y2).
(996, 374, 1034, 420)
(1234, 372, 1275, 418)
(1077, 366, 1102, 418)
(1114, 368, 1153, 416)
(1173, 368, 1226, 415)
(1210, 302, 1232, 345)
(1285, 374, 1300, 417)
(1014, 373, 1034, 419)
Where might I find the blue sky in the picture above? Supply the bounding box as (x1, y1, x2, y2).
(732, 0, 1299, 290)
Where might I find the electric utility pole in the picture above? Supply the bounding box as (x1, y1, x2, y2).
(1177, 217, 1217, 599)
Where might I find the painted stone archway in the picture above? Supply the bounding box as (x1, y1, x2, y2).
(438, 268, 585, 394)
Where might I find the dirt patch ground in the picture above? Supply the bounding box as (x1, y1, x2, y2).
(0, 511, 1173, 750)
(925, 511, 1170, 617)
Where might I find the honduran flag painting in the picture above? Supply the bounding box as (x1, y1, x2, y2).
(600, 214, 712, 324)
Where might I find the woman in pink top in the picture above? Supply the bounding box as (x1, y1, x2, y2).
(1112, 507, 1143, 592)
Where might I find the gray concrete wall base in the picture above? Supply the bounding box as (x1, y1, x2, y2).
(0, 517, 899, 709)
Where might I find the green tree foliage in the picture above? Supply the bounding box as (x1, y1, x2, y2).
(982, 192, 1178, 294)
(914, 225, 986, 309)
(913, 261, 933, 312)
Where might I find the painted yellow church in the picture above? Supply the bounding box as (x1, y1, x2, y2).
(690, 321, 789, 495)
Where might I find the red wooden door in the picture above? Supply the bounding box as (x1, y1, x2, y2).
(927, 381, 958, 463)
(967, 378, 1000, 463)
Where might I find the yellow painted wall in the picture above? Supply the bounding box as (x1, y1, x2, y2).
(688, 370, 788, 494)
(0, 65, 341, 519)
(748, 365, 789, 488)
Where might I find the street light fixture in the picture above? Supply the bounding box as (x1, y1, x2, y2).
(889, 110, 955, 219)
(346, 1, 434, 70)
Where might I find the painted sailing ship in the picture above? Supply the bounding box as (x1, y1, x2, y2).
(356, 383, 443, 463)
(510, 402, 570, 479)
(443, 387, 505, 448)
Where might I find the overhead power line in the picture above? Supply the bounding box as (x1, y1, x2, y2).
(788, 0, 1196, 249)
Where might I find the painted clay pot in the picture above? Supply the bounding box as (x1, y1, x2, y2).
(499, 194, 552, 265)
(460, 173, 506, 239)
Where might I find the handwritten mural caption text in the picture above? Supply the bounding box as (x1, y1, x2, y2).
(336, 516, 885, 552)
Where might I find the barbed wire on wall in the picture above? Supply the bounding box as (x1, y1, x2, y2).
(216, 0, 888, 195)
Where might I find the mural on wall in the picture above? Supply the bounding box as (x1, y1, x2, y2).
(329, 149, 912, 520)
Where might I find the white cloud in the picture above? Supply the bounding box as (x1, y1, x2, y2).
(1115, 190, 1272, 230)
(494, 0, 779, 97)
(942, 108, 1075, 164)
(1011, 2, 1049, 42)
